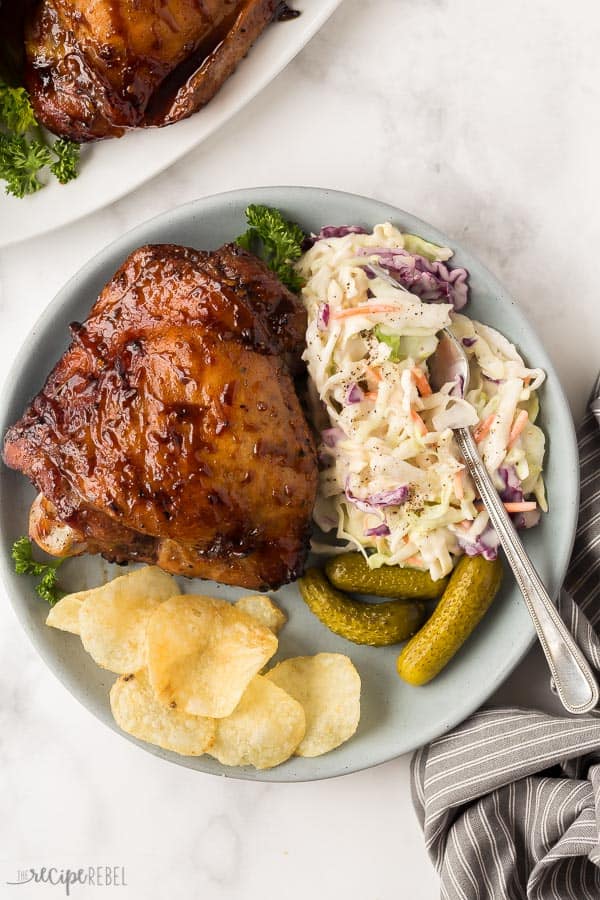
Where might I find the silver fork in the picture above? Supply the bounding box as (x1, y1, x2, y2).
(429, 330, 598, 715)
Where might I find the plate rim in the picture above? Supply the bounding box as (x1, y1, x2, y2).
(0, 185, 580, 781)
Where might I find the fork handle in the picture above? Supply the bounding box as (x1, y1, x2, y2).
(455, 426, 599, 715)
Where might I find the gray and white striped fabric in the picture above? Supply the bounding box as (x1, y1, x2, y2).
(411, 387, 600, 900)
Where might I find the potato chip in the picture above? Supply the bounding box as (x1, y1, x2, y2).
(146, 595, 278, 718)
(110, 670, 215, 756)
(234, 594, 287, 634)
(265, 653, 361, 757)
(79, 566, 180, 673)
(46, 589, 91, 634)
(210, 675, 305, 769)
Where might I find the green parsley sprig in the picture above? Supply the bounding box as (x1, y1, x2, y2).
(236, 204, 305, 292)
(11, 536, 65, 605)
(49, 137, 80, 185)
(0, 78, 80, 198)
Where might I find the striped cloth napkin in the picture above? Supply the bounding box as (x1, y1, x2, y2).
(411, 382, 600, 900)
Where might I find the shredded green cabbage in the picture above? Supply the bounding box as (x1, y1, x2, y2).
(299, 224, 547, 578)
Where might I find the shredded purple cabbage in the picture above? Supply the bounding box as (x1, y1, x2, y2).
(346, 383, 364, 404)
(318, 225, 367, 239)
(344, 483, 377, 515)
(462, 336, 477, 347)
(317, 303, 330, 330)
(322, 427, 346, 448)
(303, 225, 367, 250)
(457, 489, 541, 560)
(368, 485, 410, 506)
(345, 480, 409, 514)
(358, 247, 469, 310)
(498, 466, 523, 504)
(457, 524, 500, 561)
(365, 523, 391, 537)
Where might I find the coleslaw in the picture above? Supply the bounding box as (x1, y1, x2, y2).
(299, 224, 547, 581)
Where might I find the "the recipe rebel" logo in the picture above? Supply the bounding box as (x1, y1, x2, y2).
(6, 866, 127, 895)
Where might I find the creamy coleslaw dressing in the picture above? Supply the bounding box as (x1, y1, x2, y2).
(299, 224, 547, 580)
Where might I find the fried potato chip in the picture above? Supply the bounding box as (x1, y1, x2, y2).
(79, 567, 180, 673)
(210, 675, 305, 769)
(234, 595, 287, 634)
(46, 589, 92, 634)
(265, 653, 361, 757)
(146, 595, 278, 718)
(110, 669, 215, 756)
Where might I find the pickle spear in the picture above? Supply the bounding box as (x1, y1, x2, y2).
(396, 555, 503, 686)
(298, 568, 426, 647)
(326, 553, 448, 601)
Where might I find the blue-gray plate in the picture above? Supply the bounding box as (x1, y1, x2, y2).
(0, 187, 578, 781)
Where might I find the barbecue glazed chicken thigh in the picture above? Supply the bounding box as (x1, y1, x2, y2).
(3, 244, 318, 590)
(24, 0, 282, 141)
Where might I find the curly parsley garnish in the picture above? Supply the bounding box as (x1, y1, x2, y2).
(0, 81, 36, 133)
(49, 137, 80, 185)
(0, 78, 80, 198)
(11, 536, 65, 605)
(236, 204, 305, 292)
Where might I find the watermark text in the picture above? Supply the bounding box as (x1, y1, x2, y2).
(6, 866, 127, 895)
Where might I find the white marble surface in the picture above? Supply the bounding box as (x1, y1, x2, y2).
(1, 0, 599, 896)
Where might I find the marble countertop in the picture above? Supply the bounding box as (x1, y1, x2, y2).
(1, 1, 598, 896)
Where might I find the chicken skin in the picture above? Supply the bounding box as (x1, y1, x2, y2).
(3, 243, 318, 590)
(24, 0, 282, 141)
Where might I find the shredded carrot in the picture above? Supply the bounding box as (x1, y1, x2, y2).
(473, 413, 496, 443)
(504, 501, 537, 513)
(410, 409, 428, 436)
(411, 366, 433, 397)
(332, 303, 401, 320)
(367, 366, 383, 383)
(508, 410, 529, 448)
(523, 375, 532, 386)
(457, 519, 472, 530)
(365, 391, 379, 401)
(402, 534, 410, 544)
(405, 555, 425, 568)
(454, 470, 464, 500)
(474, 497, 536, 514)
